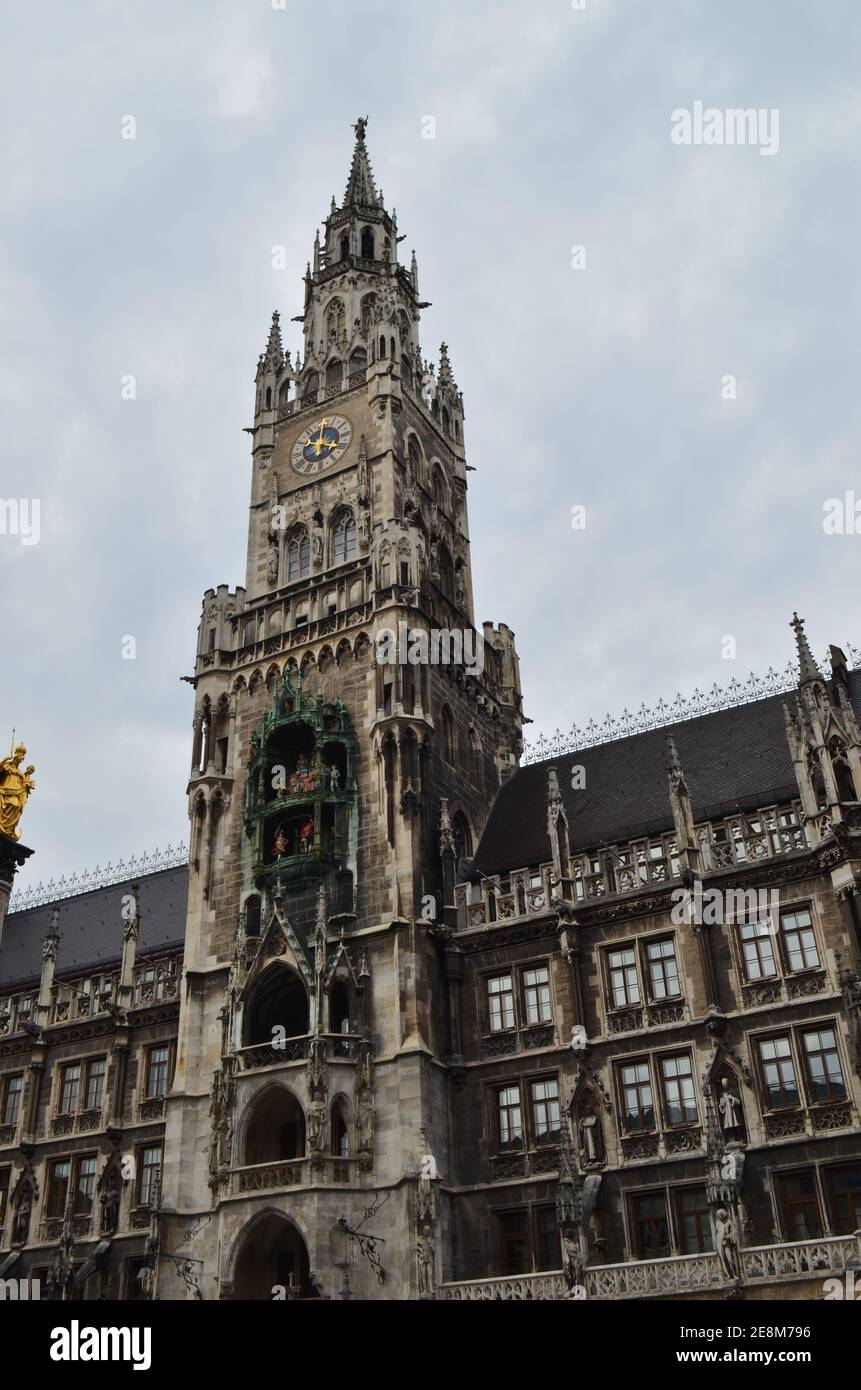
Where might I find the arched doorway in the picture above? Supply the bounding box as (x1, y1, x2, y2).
(232, 1213, 317, 1300)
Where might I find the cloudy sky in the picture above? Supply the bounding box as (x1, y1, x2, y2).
(2, 0, 860, 888)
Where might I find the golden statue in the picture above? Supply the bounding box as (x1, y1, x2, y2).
(0, 743, 36, 841)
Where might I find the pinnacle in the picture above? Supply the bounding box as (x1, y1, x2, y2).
(261, 310, 284, 373)
(790, 612, 822, 685)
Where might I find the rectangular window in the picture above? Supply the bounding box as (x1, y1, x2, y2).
(758, 1035, 799, 1109)
(780, 909, 820, 973)
(646, 939, 680, 1000)
(2, 1074, 23, 1127)
(608, 947, 640, 1008)
(826, 1166, 861, 1235)
(523, 966, 552, 1025)
(777, 1170, 822, 1240)
(84, 1058, 107, 1111)
(620, 1061, 654, 1132)
(660, 1053, 698, 1127)
(497, 1086, 523, 1151)
(47, 1159, 71, 1218)
(487, 974, 515, 1033)
(531, 1078, 561, 1142)
(739, 919, 777, 980)
(74, 1156, 97, 1215)
(631, 1192, 670, 1259)
(498, 1210, 530, 1275)
(58, 1063, 81, 1115)
(676, 1187, 714, 1254)
(802, 1027, 845, 1102)
(146, 1045, 171, 1099)
(138, 1145, 162, 1208)
(535, 1205, 561, 1271)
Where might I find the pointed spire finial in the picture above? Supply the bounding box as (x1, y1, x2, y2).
(790, 612, 822, 685)
(343, 116, 379, 210)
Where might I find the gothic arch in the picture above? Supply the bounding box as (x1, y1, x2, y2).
(225, 1207, 316, 1299)
(289, 526, 312, 582)
(325, 297, 346, 349)
(237, 1082, 307, 1167)
(431, 460, 449, 510)
(349, 345, 367, 377)
(243, 962, 310, 1045)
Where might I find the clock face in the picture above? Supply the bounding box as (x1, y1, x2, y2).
(291, 414, 353, 475)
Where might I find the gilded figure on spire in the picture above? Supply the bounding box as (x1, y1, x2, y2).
(0, 742, 36, 841)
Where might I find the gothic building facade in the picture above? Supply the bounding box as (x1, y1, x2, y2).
(1, 121, 860, 1301)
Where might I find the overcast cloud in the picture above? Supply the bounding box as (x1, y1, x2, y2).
(2, 0, 859, 887)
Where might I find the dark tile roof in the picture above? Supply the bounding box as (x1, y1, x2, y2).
(0, 866, 189, 991)
(474, 671, 861, 877)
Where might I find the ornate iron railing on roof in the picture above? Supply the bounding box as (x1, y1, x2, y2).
(7, 843, 189, 914)
(521, 647, 861, 766)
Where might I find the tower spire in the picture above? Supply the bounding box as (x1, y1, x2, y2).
(343, 115, 379, 210)
(790, 612, 822, 685)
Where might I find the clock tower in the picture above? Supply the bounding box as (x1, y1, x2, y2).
(162, 119, 524, 1300)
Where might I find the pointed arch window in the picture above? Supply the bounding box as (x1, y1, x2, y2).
(408, 435, 423, 485)
(340, 234, 350, 261)
(332, 512, 357, 566)
(360, 226, 375, 259)
(441, 705, 455, 764)
(432, 463, 448, 509)
(288, 531, 311, 582)
(830, 737, 857, 802)
(326, 298, 346, 350)
(452, 812, 472, 863)
(349, 347, 367, 381)
(325, 359, 343, 390)
(302, 371, 319, 402)
(437, 544, 454, 601)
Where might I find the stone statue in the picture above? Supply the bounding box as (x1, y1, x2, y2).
(416, 1235, 435, 1295)
(561, 1232, 584, 1293)
(100, 1179, 120, 1234)
(714, 1206, 740, 1281)
(718, 1076, 743, 1133)
(267, 537, 279, 585)
(0, 744, 36, 841)
(578, 1109, 602, 1164)
(13, 1191, 31, 1245)
(308, 1101, 326, 1153)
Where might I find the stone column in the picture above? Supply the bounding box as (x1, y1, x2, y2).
(0, 833, 34, 950)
